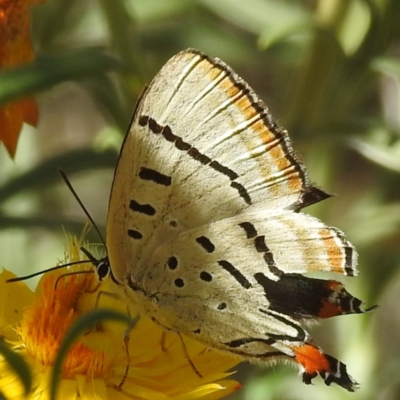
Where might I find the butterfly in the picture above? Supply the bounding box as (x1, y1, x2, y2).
(105, 49, 371, 391)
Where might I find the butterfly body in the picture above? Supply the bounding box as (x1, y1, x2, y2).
(106, 49, 369, 391)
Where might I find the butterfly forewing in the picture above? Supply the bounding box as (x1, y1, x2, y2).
(107, 49, 329, 282)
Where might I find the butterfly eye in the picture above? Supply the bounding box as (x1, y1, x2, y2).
(96, 259, 111, 281)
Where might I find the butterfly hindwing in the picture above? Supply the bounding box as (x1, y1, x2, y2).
(144, 209, 361, 316)
(140, 209, 363, 391)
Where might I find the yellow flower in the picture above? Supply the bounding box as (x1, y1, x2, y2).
(0, 236, 242, 399)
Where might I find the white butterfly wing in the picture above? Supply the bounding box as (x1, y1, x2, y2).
(105, 49, 366, 392)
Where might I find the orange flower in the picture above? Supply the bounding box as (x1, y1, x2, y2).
(0, 0, 43, 158)
(0, 236, 242, 399)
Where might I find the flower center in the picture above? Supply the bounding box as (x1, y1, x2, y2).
(18, 271, 115, 379)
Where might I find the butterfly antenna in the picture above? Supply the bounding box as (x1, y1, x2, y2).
(58, 168, 107, 250)
(6, 259, 93, 282)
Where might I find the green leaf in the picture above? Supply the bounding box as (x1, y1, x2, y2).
(0, 147, 117, 201)
(84, 68, 133, 130)
(0, 215, 104, 241)
(258, 20, 313, 49)
(0, 339, 32, 396)
(371, 56, 400, 80)
(348, 126, 400, 173)
(199, 0, 312, 41)
(0, 48, 121, 105)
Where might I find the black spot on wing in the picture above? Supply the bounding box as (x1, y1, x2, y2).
(127, 229, 142, 239)
(174, 278, 185, 288)
(162, 125, 176, 142)
(129, 199, 156, 216)
(200, 271, 213, 282)
(175, 136, 191, 151)
(139, 167, 172, 186)
(148, 117, 162, 133)
(138, 115, 149, 126)
(255, 236, 282, 277)
(254, 236, 268, 252)
(218, 260, 252, 289)
(238, 222, 282, 277)
(188, 147, 211, 165)
(264, 254, 282, 277)
(196, 236, 215, 253)
(167, 256, 178, 270)
(224, 337, 275, 348)
(231, 182, 251, 205)
(209, 160, 238, 180)
(217, 302, 227, 310)
(238, 222, 257, 239)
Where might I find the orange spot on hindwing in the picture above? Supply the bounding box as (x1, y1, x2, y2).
(291, 343, 358, 391)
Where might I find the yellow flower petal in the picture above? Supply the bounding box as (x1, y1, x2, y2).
(0, 269, 34, 341)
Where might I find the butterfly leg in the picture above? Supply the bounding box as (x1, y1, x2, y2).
(178, 332, 203, 378)
(90, 286, 140, 390)
(96, 287, 141, 391)
(116, 314, 141, 390)
(152, 317, 203, 378)
(161, 331, 167, 352)
(94, 289, 120, 308)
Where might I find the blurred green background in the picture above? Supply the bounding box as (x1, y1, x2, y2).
(1, 0, 400, 399)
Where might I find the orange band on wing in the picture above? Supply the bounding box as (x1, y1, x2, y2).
(319, 228, 344, 273)
(291, 344, 331, 375)
(319, 300, 343, 318)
